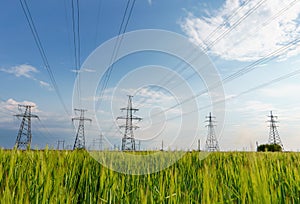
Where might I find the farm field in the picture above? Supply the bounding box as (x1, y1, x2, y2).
(0, 149, 299, 203)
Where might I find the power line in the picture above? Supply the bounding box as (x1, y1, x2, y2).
(96, 0, 136, 109)
(146, 36, 300, 120)
(0, 109, 14, 116)
(135, 0, 266, 108)
(262, 0, 300, 27)
(202, 0, 251, 44)
(36, 118, 56, 140)
(76, 0, 81, 68)
(162, 0, 300, 94)
(71, 0, 82, 106)
(18, 0, 70, 116)
(204, 0, 267, 51)
(149, 68, 300, 126)
(71, 0, 81, 69)
(136, 0, 299, 112)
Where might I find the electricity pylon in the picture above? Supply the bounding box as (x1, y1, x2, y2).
(14, 104, 39, 150)
(72, 109, 92, 150)
(92, 134, 103, 150)
(204, 112, 220, 152)
(57, 140, 65, 150)
(267, 111, 283, 149)
(117, 95, 142, 151)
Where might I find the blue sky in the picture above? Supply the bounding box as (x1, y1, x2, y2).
(1, 0, 300, 151)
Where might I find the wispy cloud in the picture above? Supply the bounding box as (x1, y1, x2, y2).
(0, 64, 38, 78)
(71, 68, 96, 73)
(2, 98, 38, 112)
(1, 64, 52, 91)
(0, 98, 39, 126)
(39, 80, 52, 91)
(180, 0, 300, 62)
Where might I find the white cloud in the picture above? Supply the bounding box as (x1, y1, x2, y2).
(1, 98, 38, 112)
(0, 64, 52, 91)
(180, 0, 300, 61)
(71, 68, 96, 73)
(0, 64, 38, 78)
(0, 98, 39, 127)
(39, 80, 52, 90)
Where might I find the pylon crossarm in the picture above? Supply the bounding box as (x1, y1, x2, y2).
(132, 116, 142, 120)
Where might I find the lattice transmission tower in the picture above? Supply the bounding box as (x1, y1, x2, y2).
(92, 134, 104, 150)
(267, 111, 283, 149)
(14, 105, 39, 150)
(57, 140, 65, 150)
(117, 95, 142, 151)
(204, 112, 220, 152)
(72, 109, 92, 150)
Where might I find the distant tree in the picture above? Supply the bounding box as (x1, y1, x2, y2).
(257, 144, 282, 152)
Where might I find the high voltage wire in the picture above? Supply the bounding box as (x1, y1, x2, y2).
(18, 0, 70, 116)
(223, 0, 300, 59)
(0, 108, 15, 116)
(202, 0, 251, 45)
(36, 118, 56, 139)
(71, 0, 82, 107)
(96, 0, 132, 105)
(136, 0, 299, 111)
(176, 39, 300, 115)
(96, 0, 136, 109)
(102, 1, 295, 140)
(165, 0, 300, 93)
(13, 1, 300, 148)
(76, 0, 81, 69)
(137, 0, 298, 111)
(71, 0, 78, 70)
(135, 0, 266, 108)
(204, 0, 267, 51)
(262, 0, 300, 27)
(34, 120, 52, 146)
(147, 36, 300, 119)
(150, 68, 300, 126)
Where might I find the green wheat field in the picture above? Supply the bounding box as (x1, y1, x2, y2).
(0, 149, 299, 203)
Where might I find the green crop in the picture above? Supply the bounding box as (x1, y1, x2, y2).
(0, 149, 299, 203)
